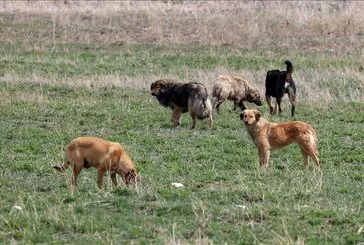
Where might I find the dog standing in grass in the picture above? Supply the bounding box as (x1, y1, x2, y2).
(53, 137, 138, 191)
(265, 60, 297, 116)
(151, 79, 213, 129)
(212, 75, 262, 112)
(240, 109, 320, 168)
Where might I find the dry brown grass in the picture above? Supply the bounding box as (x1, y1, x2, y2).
(1, 66, 363, 104)
(1, 1, 363, 104)
(1, 1, 364, 52)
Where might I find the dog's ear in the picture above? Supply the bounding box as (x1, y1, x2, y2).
(254, 110, 262, 121)
(125, 170, 138, 186)
(240, 110, 246, 120)
(112, 148, 122, 163)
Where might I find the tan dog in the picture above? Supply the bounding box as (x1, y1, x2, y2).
(53, 137, 138, 191)
(240, 109, 320, 168)
(212, 75, 262, 112)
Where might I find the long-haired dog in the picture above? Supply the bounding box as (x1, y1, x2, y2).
(265, 60, 297, 116)
(151, 79, 213, 129)
(53, 137, 138, 191)
(212, 75, 262, 112)
(240, 109, 320, 168)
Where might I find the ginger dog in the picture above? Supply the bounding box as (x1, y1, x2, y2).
(240, 109, 320, 168)
(53, 137, 138, 191)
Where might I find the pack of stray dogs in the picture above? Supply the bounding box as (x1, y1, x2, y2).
(54, 60, 320, 192)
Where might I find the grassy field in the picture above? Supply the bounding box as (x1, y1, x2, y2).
(1, 2, 364, 244)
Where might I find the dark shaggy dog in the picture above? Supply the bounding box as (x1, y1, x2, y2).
(212, 75, 262, 112)
(265, 60, 297, 116)
(151, 79, 213, 129)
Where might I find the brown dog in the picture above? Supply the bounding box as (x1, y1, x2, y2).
(240, 109, 320, 168)
(53, 137, 138, 191)
(212, 75, 262, 112)
(151, 79, 213, 129)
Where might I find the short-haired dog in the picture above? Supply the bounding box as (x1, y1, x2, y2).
(265, 60, 296, 116)
(53, 137, 138, 191)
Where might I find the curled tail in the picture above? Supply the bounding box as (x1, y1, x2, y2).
(285, 60, 293, 74)
(53, 161, 70, 172)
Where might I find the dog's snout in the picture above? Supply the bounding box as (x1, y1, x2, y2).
(256, 100, 262, 106)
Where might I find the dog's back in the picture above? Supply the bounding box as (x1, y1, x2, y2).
(65, 137, 118, 167)
(265, 70, 287, 98)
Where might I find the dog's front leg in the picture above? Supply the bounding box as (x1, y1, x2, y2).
(97, 169, 106, 190)
(171, 107, 182, 127)
(111, 173, 117, 186)
(71, 165, 82, 190)
(238, 101, 246, 111)
(233, 100, 239, 110)
(258, 147, 270, 168)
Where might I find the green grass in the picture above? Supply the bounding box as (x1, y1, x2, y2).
(1, 3, 363, 243)
(1, 42, 362, 79)
(0, 75, 363, 243)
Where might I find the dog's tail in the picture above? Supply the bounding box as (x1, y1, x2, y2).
(53, 161, 70, 172)
(308, 128, 319, 155)
(285, 60, 293, 74)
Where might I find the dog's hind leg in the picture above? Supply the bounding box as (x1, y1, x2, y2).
(190, 113, 197, 129)
(299, 144, 320, 168)
(276, 97, 283, 114)
(215, 101, 224, 113)
(287, 90, 296, 116)
(266, 95, 274, 114)
(307, 146, 320, 168)
(71, 164, 83, 190)
(310, 153, 320, 168)
(301, 149, 309, 168)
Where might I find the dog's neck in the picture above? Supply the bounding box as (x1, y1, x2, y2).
(245, 117, 268, 139)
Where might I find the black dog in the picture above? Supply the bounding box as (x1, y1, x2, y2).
(265, 60, 296, 116)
